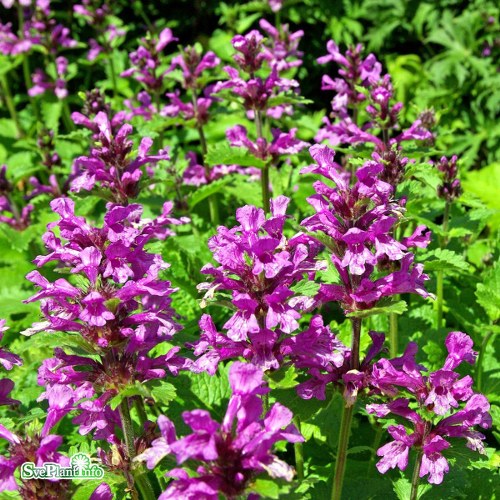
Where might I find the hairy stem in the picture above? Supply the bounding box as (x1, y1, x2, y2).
(350, 317, 362, 370)
(410, 451, 423, 500)
(17, 3, 40, 123)
(192, 93, 219, 226)
(389, 310, 398, 358)
(119, 399, 156, 500)
(293, 415, 304, 480)
(0, 74, 24, 138)
(436, 201, 450, 330)
(331, 404, 354, 500)
(255, 109, 271, 213)
(476, 329, 496, 392)
(331, 317, 362, 499)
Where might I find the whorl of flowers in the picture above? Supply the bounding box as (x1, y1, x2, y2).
(70, 111, 169, 203)
(0, 320, 71, 498)
(23, 197, 188, 441)
(121, 28, 177, 93)
(193, 196, 323, 373)
(316, 40, 433, 151)
(0, 165, 34, 230)
(367, 332, 492, 484)
(436, 155, 461, 202)
(136, 362, 303, 499)
(301, 145, 432, 313)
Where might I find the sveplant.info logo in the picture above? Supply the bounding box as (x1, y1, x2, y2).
(20, 453, 104, 480)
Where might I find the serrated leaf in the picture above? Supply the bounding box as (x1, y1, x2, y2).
(149, 381, 177, 405)
(252, 477, 281, 499)
(187, 176, 233, 208)
(476, 262, 500, 321)
(267, 365, 298, 390)
(347, 299, 408, 318)
(290, 280, 320, 297)
(422, 248, 471, 273)
(40, 100, 62, 132)
(393, 476, 431, 500)
(205, 143, 267, 169)
(109, 382, 150, 410)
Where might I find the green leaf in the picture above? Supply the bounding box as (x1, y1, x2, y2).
(290, 280, 320, 297)
(252, 478, 281, 499)
(187, 176, 233, 208)
(393, 476, 431, 500)
(109, 382, 151, 410)
(267, 365, 298, 390)
(422, 248, 471, 274)
(149, 381, 177, 405)
(347, 299, 408, 318)
(476, 262, 500, 321)
(40, 100, 62, 132)
(205, 143, 267, 169)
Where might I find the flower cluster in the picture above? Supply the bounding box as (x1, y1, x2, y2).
(74, 1, 125, 61)
(215, 29, 308, 163)
(436, 155, 461, 202)
(282, 315, 385, 403)
(24, 197, 188, 442)
(70, 111, 169, 203)
(301, 145, 432, 313)
(0, 320, 72, 498)
(136, 362, 303, 499)
(122, 28, 176, 94)
(193, 196, 323, 372)
(316, 40, 433, 151)
(0, 165, 33, 230)
(368, 332, 492, 484)
(28, 56, 69, 100)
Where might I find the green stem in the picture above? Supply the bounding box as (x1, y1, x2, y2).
(293, 415, 304, 480)
(367, 423, 383, 476)
(118, 399, 157, 500)
(261, 164, 271, 213)
(436, 202, 450, 330)
(255, 109, 271, 213)
(134, 397, 149, 428)
(108, 52, 118, 98)
(17, 3, 40, 123)
(389, 310, 398, 358)
(61, 99, 74, 132)
(476, 330, 496, 392)
(0, 74, 24, 138)
(331, 317, 362, 500)
(350, 317, 362, 370)
(192, 92, 219, 226)
(410, 451, 423, 500)
(331, 404, 354, 500)
(262, 392, 269, 415)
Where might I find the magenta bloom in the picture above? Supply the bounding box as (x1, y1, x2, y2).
(194, 197, 322, 372)
(367, 333, 491, 485)
(137, 362, 303, 499)
(70, 111, 169, 203)
(301, 145, 432, 313)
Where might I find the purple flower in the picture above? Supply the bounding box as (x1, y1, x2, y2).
(29, 56, 68, 99)
(121, 28, 177, 92)
(194, 197, 322, 372)
(259, 19, 303, 72)
(70, 112, 170, 203)
(137, 362, 303, 498)
(368, 334, 491, 485)
(0, 321, 22, 371)
(227, 125, 308, 161)
(169, 46, 220, 90)
(301, 145, 431, 313)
